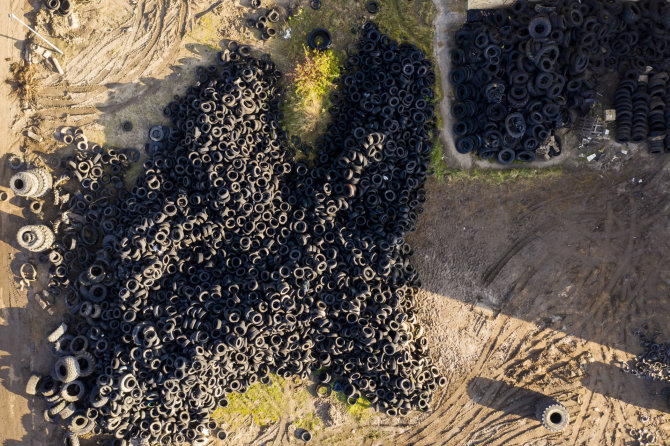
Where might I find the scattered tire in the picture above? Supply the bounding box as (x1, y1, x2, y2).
(366, 1, 379, 14)
(536, 400, 570, 432)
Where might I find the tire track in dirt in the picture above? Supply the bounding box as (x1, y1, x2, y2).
(33, 0, 188, 126)
(399, 319, 535, 445)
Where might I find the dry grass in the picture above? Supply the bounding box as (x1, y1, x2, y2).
(8, 61, 38, 106)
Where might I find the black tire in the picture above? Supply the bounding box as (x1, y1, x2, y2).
(496, 148, 515, 165)
(308, 28, 332, 51)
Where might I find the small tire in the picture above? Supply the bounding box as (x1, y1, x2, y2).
(536, 400, 569, 432)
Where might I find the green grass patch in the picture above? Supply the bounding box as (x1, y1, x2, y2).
(430, 140, 449, 182)
(445, 166, 564, 184)
(211, 374, 311, 429)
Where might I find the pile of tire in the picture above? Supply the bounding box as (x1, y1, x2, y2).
(624, 330, 670, 387)
(26, 23, 445, 445)
(450, 0, 670, 164)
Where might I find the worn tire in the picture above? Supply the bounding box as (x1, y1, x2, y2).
(47, 323, 68, 343)
(53, 356, 80, 383)
(25, 374, 41, 396)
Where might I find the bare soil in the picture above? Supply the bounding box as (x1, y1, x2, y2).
(1, 1, 669, 445)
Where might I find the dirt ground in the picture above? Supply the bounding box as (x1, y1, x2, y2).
(1, 0, 670, 445)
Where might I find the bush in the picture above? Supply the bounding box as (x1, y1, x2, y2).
(282, 46, 340, 146)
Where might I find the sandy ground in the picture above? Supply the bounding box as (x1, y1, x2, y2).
(1, 1, 669, 446)
(0, 2, 59, 445)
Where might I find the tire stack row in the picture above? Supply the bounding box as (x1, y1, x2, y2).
(647, 72, 667, 153)
(631, 81, 649, 143)
(452, 0, 670, 163)
(26, 23, 444, 445)
(614, 70, 670, 154)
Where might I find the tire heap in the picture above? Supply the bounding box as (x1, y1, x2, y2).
(624, 331, 670, 385)
(451, 0, 670, 163)
(614, 71, 670, 153)
(27, 23, 445, 445)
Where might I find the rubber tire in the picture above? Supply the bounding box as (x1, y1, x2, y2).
(308, 28, 332, 51)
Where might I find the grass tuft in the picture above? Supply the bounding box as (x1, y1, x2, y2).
(271, 0, 441, 159)
(333, 391, 373, 423)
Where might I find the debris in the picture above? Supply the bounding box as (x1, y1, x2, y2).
(51, 56, 64, 75)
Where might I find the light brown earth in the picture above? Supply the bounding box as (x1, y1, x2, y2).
(1, 1, 669, 445)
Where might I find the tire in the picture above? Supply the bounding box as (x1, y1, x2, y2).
(536, 400, 569, 432)
(17, 225, 54, 252)
(47, 323, 68, 343)
(53, 356, 80, 383)
(308, 29, 332, 51)
(61, 380, 85, 402)
(59, 403, 76, 420)
(496, 148, 515, 165)
(63, 433, 80, 446)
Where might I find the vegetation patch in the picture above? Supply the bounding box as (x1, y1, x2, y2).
(445, 166, 564, 184)
(8, 61, 38, 106)
(212, 375, 312, 429)
(272, 0, 441, 159)
(333, 391, 373, 423)
(281, 46, 340, 145)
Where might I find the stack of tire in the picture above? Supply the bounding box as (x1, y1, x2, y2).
(631, 80, 649, 143)
(614, 72, 636, 143)
(452, 0, 670, 163)
(10, 168, 52, 198)
(25, 23, 445, 445)
(647, 72, 667, 153)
